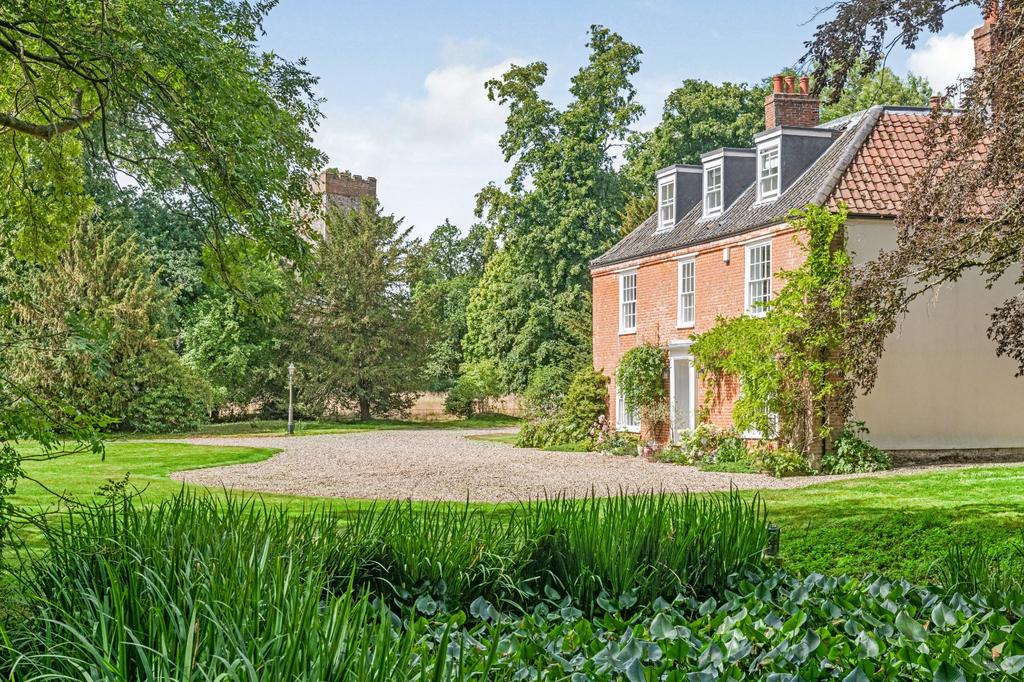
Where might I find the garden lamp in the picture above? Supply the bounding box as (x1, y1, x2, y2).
(287, 362, 296, 435)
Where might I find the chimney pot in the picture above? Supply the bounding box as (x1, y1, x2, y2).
(772, 75, 784, 94)
(799, 76, 810, 95)
(929, 94, 947, 111)
(783, 75, 796, 94)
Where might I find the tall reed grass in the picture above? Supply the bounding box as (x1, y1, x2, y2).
(1, 489, 768, 678)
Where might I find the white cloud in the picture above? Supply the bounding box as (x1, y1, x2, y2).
(906, 29, 976, 94)
(313, 46, 526, 239)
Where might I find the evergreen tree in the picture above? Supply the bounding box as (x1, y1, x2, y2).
(286, 199, 428, 420)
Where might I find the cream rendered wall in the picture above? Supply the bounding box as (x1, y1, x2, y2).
(847, 218, 1024, 450)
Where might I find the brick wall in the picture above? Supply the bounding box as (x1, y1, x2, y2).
(592, 225, 807, 442)
(764, 93, 821, 129)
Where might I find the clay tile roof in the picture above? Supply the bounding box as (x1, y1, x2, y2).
(830, 112, 937, 215)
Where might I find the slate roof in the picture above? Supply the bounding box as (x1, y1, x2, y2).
(592, 105, 937, 269)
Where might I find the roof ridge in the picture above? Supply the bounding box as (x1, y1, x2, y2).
(810, 105, 885, 207)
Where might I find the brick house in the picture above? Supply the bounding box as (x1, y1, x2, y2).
(591, 16, 1024, 455)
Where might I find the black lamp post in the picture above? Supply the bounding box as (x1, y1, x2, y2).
(287, 362, 295, 436)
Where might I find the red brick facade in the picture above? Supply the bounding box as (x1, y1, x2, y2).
(592, 225, 806, 442)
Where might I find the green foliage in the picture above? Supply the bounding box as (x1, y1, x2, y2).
(286, 199, 429, 420)
(12, 492, 1024, 679)
(753, 445, 813, 478)
(615, 343, 667, 432)
(0, 0, 325, 262)
(517, 367, 608, 449)
(463, 250, 591, 390)
(663, 423, 751, 466)
(820, 63, 932, 122)
(595, 430, 641, 456)
(821, 421, 893, 474)
(692, 206, 859, 463)
(935, 539, 1024, 601)
(618, 192, 657, 236)
(558, 368, 610, 444)
(444, 359, 504, 418)
(521, 364, 573, 418)
(622, 79, 768, 195)
(413, 221, 489, 392)
(467, 26, 640, 388)
(6, 221, 213, 433)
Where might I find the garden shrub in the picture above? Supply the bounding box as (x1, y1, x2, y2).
(821, 420, 892, 474)
(122, 352, 216, 433)
(517, 367, 608, 450)
(595, 430, 640, 456)
(753, 445, 812, 478)
(521, 365, 571, 419)
(667, 424, 750, 465)
(515, 417, 562, 448)
(445, 359, 503, 418)
(558, 368, 609, 444)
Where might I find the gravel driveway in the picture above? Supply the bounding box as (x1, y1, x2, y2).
(167, 428, 941, 503)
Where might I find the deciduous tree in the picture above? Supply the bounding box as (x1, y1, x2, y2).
(804, 1, 1024, 378)
(469, 26, 642, 389)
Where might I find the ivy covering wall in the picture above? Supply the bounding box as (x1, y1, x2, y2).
(691, 205, 864, 464)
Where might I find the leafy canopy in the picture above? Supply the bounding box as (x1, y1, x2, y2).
(467, 26, 642, 389)
(0, 0, 326, 261)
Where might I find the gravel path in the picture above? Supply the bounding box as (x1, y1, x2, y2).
(166, 428, 993, 503)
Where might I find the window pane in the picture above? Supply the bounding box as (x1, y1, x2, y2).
(621, 272, 637, 330)
(746, 243, 771, 314)
(759, 147, 779, 198)
(678, 260, 695, 325)
(705, 166, 722, 213)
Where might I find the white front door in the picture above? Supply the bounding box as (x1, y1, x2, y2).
(669, 355, 696, 441)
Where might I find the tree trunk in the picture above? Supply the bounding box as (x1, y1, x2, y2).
(358, 397, 371, 421)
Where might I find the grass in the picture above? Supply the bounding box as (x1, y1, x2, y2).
(12, 431, 1024, 585)
(756, 465, 1024, 581)
(124, 412, 519, 439)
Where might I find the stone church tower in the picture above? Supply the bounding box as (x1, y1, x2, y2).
(309, 168, 377, 238)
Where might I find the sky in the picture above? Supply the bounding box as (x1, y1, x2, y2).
(259, 0, 982, 239)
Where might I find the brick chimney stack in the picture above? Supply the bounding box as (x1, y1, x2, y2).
(972, 2, 997, 69)
(764, 74, 820, 129)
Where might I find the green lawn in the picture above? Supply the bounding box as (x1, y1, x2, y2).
(758, 465, 1024, 581)
(125, 413, 519, 439)
(13, 433, 1024, 584)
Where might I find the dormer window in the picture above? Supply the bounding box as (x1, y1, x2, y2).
(658, 178, 675, 231)
(704, 164, 723, 217)
(757, 145, 780, 202)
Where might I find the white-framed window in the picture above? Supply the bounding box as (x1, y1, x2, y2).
(704, 164, 723, 217)
(658, 178, 675, 231)
(745, 240, 772, 316)
(737, 379, 778, 440)
(619, 270, 637, 333)
(677, 258, 695, 328)
(757, 145, 780, 201)
(616, 386, 640, 433)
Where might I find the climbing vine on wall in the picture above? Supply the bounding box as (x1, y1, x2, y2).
(615, 343, 667, 435)
(691, 205, 863, 464)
